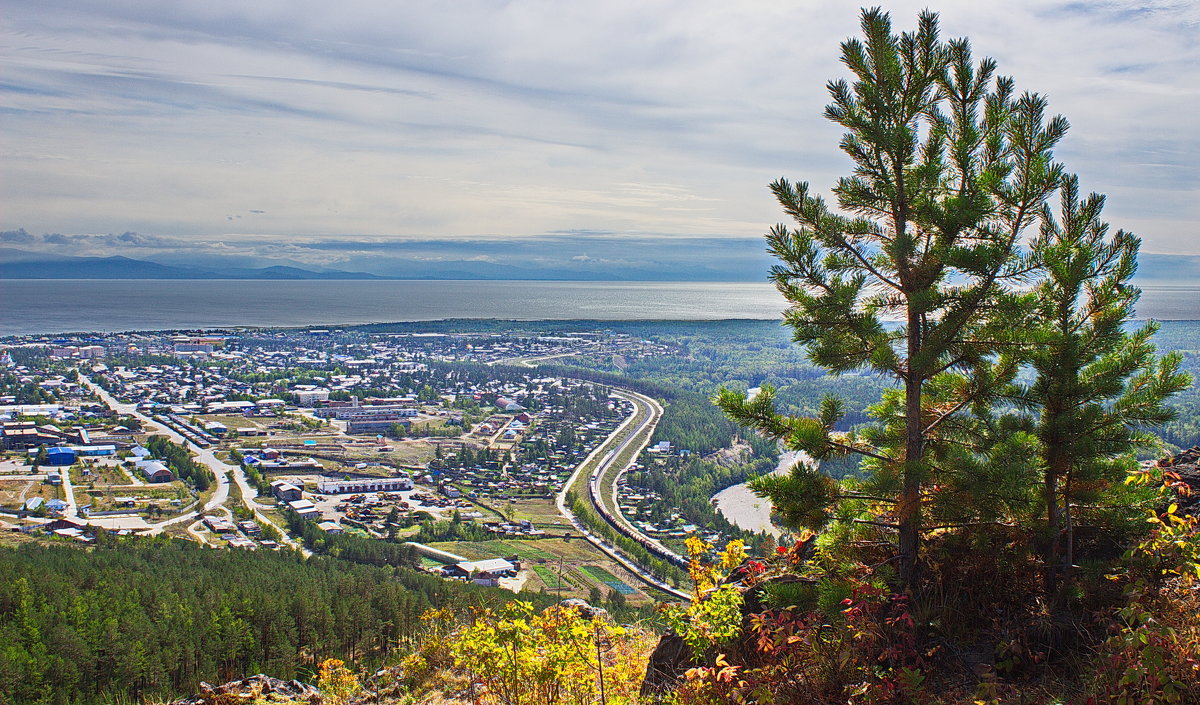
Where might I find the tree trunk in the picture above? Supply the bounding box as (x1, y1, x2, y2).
(1043, 455, 1060, 599)
(1047, 451, 1072, 610)
(899, 310, 923, 595)
(1042, 408, 1068, 604)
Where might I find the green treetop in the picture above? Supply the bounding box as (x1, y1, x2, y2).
(717, 8, 1071, 593)
(1023, 175, 1190, 603)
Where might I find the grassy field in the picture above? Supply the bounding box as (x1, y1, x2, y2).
(532, 564, 573, 590)
(162, 520, 194, 538)
(81, 480, 193, 514)
(206, 414, 264, 431)
(425, 541, 493, 561)
(495, 497, 577, 529)
(330, 439, 441, 468)
(579, 565, 637, 595)
(0, 479, 62, 510)
(69, 463, 129, 487)
(481, 539, 557, 561)
(0, 529, 40, 548)
(426, 537, 657, 605)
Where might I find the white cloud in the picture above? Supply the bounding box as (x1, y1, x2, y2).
(0, 0, 1196, 255)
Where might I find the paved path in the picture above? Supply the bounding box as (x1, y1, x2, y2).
(80, 376, 304, 552)
(187, 519, 215, 546)
(556, 387, 691, 601)
(59, 463, 80, 520)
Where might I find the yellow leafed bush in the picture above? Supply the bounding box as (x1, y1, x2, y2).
(450, 601, 656, 705)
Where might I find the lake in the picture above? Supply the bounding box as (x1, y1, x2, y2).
(1, 280, 1196, 336)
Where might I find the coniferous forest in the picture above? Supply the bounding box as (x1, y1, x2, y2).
(0, 539, 512, 705)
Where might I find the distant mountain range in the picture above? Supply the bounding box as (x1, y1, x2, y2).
(0, 247, 730, 281)
(0, 248, 385, 280)
(0, 246, 1196, 283)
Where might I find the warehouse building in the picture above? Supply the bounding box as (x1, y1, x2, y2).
(316, 474, 413, 494)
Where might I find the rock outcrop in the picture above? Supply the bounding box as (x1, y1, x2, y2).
(639, 632, 691, 697)
(170, 674, 322, 705)
(1157, 446, 1200, 513)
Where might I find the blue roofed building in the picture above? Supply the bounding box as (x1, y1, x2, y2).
(45, 447, 76, 466)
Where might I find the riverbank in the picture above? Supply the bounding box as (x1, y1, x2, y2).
(711, 450, 810, 536)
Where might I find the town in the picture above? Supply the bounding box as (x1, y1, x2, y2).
(0, 327, 713, 605)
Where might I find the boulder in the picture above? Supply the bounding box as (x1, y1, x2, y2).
(639, 632, 691, 698)
(171, 674, 322, 705)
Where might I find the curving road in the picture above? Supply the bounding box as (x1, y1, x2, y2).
(80, 365, 680, 581)
(556, 388, 691, 601)
(505, 353, 692, 600)
(80, 376, 302, 551)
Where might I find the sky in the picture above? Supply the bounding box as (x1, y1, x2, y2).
(2, 0, 1198, 280)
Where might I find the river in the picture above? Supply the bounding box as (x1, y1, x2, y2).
(711, 450, 810, 537)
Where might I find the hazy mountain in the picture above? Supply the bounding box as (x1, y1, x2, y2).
(1, 246, 1195, 283)
(0, 249, 383, 280)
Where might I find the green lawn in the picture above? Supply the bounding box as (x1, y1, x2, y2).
(484, 540, 557, 561)
(579, 565, 637, 595)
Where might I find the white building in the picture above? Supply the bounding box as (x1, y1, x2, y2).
(317, 474, 413, 494)
(294, 388, 331, 407)
(287, 498, 320, 519)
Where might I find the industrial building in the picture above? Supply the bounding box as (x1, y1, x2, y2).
(138, 461, 174, 483)
(293, 387, 331, 406)
(287, 498, 320, 519)
(346, 418, 410, 435)
(315, 404, 419, 420)
(45, 447, 76, 466)
(316, 474, 413, 494)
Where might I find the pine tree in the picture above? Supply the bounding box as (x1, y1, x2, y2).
(1024, 175, 1190, 602)
(717, 8, 1067, 593)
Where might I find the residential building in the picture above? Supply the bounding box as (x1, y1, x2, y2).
(270, 480, 303, 502)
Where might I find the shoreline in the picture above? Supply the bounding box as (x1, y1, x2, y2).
(2, 280, 1194, 337)
(711, 450, 811, 537)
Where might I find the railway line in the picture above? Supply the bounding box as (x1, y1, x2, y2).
(586, 394, 686, 569)
(556, 387, 692, 601)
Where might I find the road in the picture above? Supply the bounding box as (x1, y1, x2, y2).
(555, 388, 691, 601)
(59, 460, 79, 519)
(81, 376, 230, 510)
(596, 393, 686, 565)
(79, 367, 680, 584)
(80, 376, 303, 551)
(504, 353, 691, 600)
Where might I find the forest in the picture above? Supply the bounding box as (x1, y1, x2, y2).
(626, 453, 779, 553)
(0, 538, 515, 705)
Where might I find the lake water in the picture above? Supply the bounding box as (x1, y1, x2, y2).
(1, 279, 1196, 336)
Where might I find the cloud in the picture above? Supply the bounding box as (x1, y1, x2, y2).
(1, 226, 1192, 282)
(0, 228, 36, 245)
(0, 0, 1196, 259)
